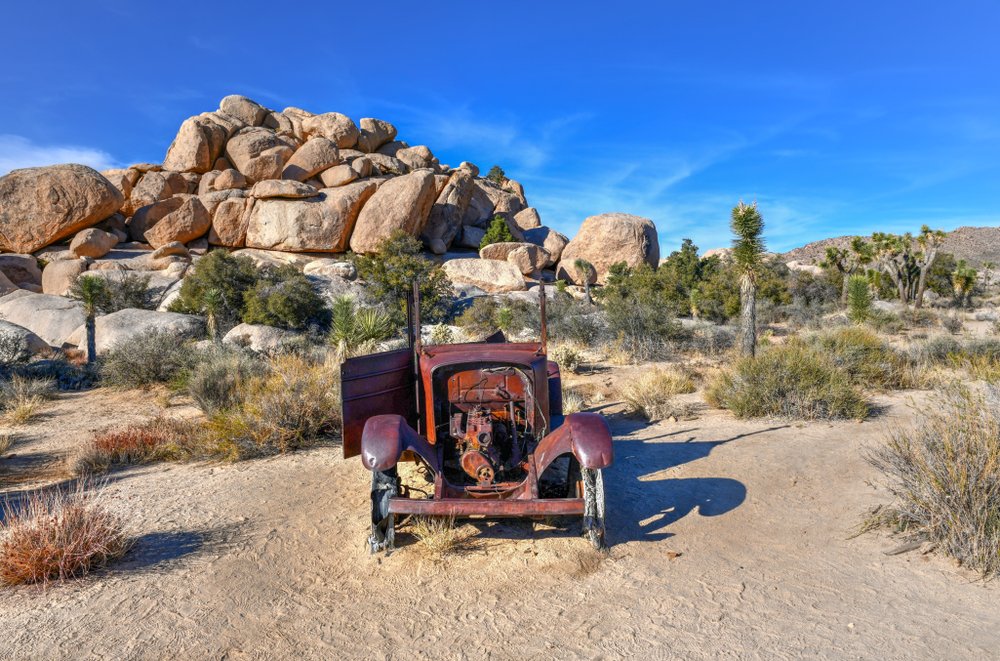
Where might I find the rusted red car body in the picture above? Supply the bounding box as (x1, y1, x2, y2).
(341, 288, 612, 552)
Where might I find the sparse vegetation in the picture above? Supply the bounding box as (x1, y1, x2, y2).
(479, 214, 515, 249)
(355, 231, 453, 324)
(617, 367, 697, 421)
(74, 417, 204, 474)
(0, 375, 56, 424)
(185, 346, 268, 414)
(242, 265, 332, 331)
(328, 296, 396, 359)
(864, 386, 1000, 577)
(0, 484, 131, 587)
(706, 342, 868, 420)
(846, 275, 872, 323)
(99, 331, 194, 389)
(168, 250, 258, 332)
(551, 344, 583, 373)
(410, 516, 468, 556)
(804, 327, 912, 390)
(485, 165, 507, 185)
(0, 433, 13, 455)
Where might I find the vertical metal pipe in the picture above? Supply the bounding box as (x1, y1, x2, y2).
(412, 280, 423, 432)
(539, 280, 548, 355)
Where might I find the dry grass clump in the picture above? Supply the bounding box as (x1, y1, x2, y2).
(205, 353, 341, 459)
(74, 417, 203, 474)
(0, 433, 13, 456)
(618, 367, 697, 421)
(864, 386, 1000, 577)
(0, 484, 131, 587)
(551, 344, 583, 373)
(562, 387, 588, 414)
(569, 547, 607, 576)
(909, 336, 1000, 383)
(410, 516, 469, 556)
(706, 343, 868, 420)
(805, 327, 915, 390)
(0, 375, 57, 424)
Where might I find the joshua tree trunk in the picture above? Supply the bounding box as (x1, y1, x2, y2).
(85, 313, 96, 364)
(582, 280, 592, 305)
(739, 274, 757, 357)
(914, 267, 930, 309)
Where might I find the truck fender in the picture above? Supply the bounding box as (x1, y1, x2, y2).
(533, 412, 613, 476)
(360, 415, 439, 473)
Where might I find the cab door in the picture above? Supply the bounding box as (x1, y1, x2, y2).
(340, 348, 417, 458)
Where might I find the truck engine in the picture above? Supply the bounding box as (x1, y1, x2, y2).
(436, 365, 539, 488)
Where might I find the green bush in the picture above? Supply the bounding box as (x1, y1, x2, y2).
(847, 275, 872, 323)
(864, 386, 1000, 577)
(242, 265, 331, 331)
(485, 165, 507, 185)
(186, 346, 268, 414)
(99, 331, 195, 389)
(329, 297, 397, 358)
(479, 214, 515, 249)
(455, 296, 540, 339)
(598, 263, 685, 359)
(805, 327, 912, 390)
(168, 250, 258, 331)
(355, 231, 453, 324)
(706, 341, 868, 420)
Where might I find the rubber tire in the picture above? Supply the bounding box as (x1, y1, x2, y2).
(369, 468, 398, 554)
(581, 467, 607, 550)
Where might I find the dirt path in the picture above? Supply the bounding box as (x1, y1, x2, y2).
(1, 389, 997, 660)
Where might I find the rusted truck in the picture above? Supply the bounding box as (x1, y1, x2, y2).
(341, 284, 613, 554)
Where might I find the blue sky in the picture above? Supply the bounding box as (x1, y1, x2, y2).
(2, 1, 999, 254)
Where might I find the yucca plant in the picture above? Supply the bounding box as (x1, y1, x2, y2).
(730, 201, 766, 357)
(329, 297, 396, 359)
(68, 275, 110, 363)
(846, 275, 872, 323)
(573, 258, 596, 304)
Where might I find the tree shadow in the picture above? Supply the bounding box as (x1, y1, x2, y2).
(117, 525, 241, 574)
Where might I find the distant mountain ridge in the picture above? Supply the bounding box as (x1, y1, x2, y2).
(781, 225, 1000, 267)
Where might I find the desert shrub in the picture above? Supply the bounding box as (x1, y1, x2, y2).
(0, 433, 13, 455)
(16, 356, 96, 391)
(479, 214, 514, 248)
(355, 231, 453, 324)
(899, 307, 938, 328)
(909, 336, 1000, 382)
(551, 345, 582, 373)
(328, 297, 397, 358)
(410, 515, 468, 556)
(546, 293, 605, 345)
(242, 265, 331, 331)
(847, 275, 872, 323)
(204, 354, 341, 459)
(805, 327, 911, 390)
(428, 324, 456, 345)
(0, 332, 30, 369)
(598, 264, 686, 360)
(675, 322, 736, 356)
(618, 368, 697, 421)
(706, 342, 868, 420)
(186, 346, 268, 414)
(0, 375, 56, 424)
(864, 386, 1000, 577)
(691, 258, 790, 323)
(99, 330, 194, 388)
(168, 250, 258, 331)
(0, 484, 131, 587)
(74, 417, 204, 474)
(455, 296, 537, 339)
(561, 386, 588, 415)
(866, 310, 905, 335)
(99, 271, 156, 314)
(941, 314, 964, 334)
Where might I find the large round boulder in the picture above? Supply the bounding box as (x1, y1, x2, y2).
(245, 180, 377, 252)
(224, 127, 295, 183)
(302, 112, 359, 149)
(441, 258, 526, 293)
(139, 195, 211, 249)
(0, 320, 50, 356)
(223, 323, 299, 354)
(357, 118, 397, 153)
(523, 227, 569, 267)
(280, 138, 340, 182)
(0, 291, 86, 346)
(69, 227, 118, 258)
(66, 308, 204, 355)
(0, 164, 124, 253)
(219, 95, 268, 127)
(349, 171, 438, 253)
(162, 116, 228, 173)
(557, 213, 659, 284)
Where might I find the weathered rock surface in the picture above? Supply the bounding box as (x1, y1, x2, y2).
(523, 227, 569, 267)
(225, 127, 295, 183)
(441, 258, 526, 293)
(513, 207, 542, 231)
(319, 164, 358, 188)
(479, 242, 549, 276)
(281, 138, 340, 182)
(0, 271, 18, 296)
(219, 95, 267, 127)
(302, 258, 356, 280)
(69, 228, 118, 258)
(302, 113, 359, 149)
(142, 195, 211, 249)
(41, 259, 88, 296)
(395, 145, 437, 171)
(357, 118, 397, 153)
(422, 168, 475, 253)
(557, 213, 659, 284)
(66, 308, 204, 355)
(162, 116, 227, 173)
(0, 164, 124, 253)
(463, 181, 495, 227)
(0, 291, 86, 346)
(223, 323, 299, 353)
(457, 226, 486, 249)
(245, 180, 377, 252)
(198, 168, 247, 195)
(250, 180, 318, 199)
(0, 254, 43, 287)
(350, 171, 437, 253)
(366, 153, 409, 176)
(125, 170, 187, 216)
(208, 196, 254, 247)
(0, 319, 50, 355)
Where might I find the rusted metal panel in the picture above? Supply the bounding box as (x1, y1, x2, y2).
(341, 348, 416, 458)
(388, 497, 585, 517)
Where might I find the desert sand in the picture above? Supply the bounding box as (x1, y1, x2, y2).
(1, 386, 998, 661)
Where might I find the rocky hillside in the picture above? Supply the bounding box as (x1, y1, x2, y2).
(0, 94, 660, 355)
(782, 225, 1000, 266)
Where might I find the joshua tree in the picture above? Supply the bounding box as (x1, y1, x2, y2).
(914, 225, 945, 308)
(821, 237, 872, 304)
(730, 201, 766, 357)
(69, 275, 109, 363)
(573, 258, 596, 304)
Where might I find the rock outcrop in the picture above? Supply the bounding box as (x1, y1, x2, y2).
(66, 308, 204, 355)
(0, 164, 124, 253)
(441, 259, 527, 293)
(557, 213, 659, 284)
(350, 171, 437, 253)
(0, 291, 86, 346)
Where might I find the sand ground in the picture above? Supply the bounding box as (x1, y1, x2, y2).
(0, 386, 997, 661)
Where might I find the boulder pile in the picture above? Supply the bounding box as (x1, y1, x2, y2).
(0, 94, 660, 352)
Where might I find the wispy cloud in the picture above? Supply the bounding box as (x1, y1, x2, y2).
(0, 134, 119, 175)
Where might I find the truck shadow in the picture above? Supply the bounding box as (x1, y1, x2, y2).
(604, 419, 788, 544)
